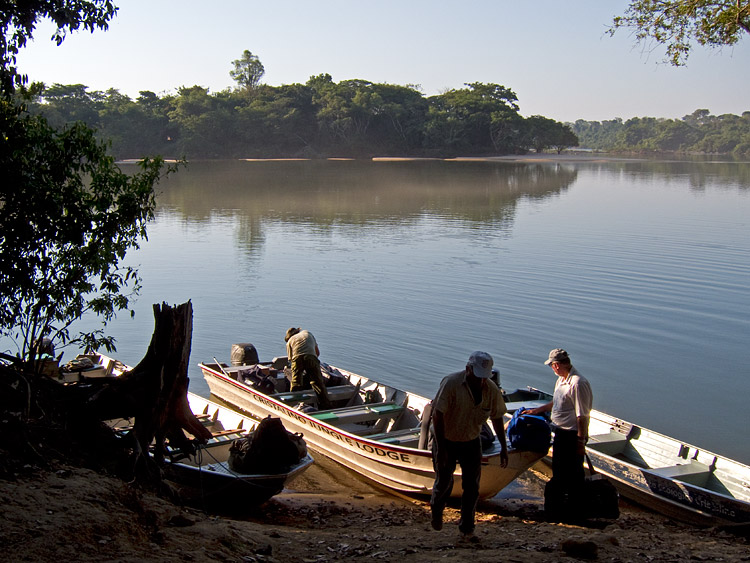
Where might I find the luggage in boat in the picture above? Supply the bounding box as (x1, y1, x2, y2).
(506, 408, 551, 453)
(321, 363, 348, 387)
(480, 422, 496, 450)
(237, 365, 284, 394)
(229, 416, 307, 474)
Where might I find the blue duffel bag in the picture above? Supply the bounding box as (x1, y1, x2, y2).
(506, 408, 552, 454)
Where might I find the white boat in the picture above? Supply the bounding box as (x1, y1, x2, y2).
(586, 408, 750, 525)
(199, 356, 548, 499)
(508, 387, 750, 525)
(156, 392, 315, 508)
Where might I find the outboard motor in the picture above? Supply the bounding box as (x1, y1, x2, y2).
(491, 368, 501, 390)
(230, 343, 259, 366)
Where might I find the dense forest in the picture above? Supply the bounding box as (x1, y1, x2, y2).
(19, 78, 750, 160)
(572, 109, 750, 157)
(16, 75, 579, 160)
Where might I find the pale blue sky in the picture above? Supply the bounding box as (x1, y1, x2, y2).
(15, 0, 750, 122)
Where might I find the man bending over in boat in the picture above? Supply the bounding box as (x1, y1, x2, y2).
(430, 351, 508, 541)
(284, 327, 332, 410)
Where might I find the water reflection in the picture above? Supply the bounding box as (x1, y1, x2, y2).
(155, 160, 579, 223)
(581, 160, 750, 191)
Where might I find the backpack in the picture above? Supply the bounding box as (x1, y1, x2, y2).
(228, 416, 306, 474)
(506, 409, 551, 453)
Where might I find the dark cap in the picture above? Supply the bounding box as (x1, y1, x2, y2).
(544, 348, 569, 365)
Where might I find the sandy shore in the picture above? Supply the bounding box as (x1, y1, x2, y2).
(2, 452, 748, 563)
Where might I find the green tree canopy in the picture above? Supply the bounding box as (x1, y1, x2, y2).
(424, 82, 520, 153)
(0, 0, 117, 94)
(610, 1, 750, 66)
(0, 100, 175, 363)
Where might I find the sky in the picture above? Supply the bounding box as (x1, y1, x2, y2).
(14, 0, 750, 123)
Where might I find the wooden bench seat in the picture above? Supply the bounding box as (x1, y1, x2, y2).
(590, 432, 629, 443)
(180, 429, 246, 451)
(310, 402, 405, 425)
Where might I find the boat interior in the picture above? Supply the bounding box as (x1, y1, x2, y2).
(204, 359, 429, 447)
(587, 415, 749, 501)
(492, 385, 749, 502)
(46, 352, 130, 383)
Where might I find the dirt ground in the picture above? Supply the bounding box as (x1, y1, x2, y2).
(1, 453, 748, 563)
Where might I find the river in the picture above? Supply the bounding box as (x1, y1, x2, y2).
(61, 156, 750, 464)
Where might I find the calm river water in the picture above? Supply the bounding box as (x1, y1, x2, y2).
(80, 157, 750, 464)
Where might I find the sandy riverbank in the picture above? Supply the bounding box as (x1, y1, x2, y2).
(2, 452, 748, 563)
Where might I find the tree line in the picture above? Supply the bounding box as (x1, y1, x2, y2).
(20, 74, 750, 161)
(572, 109, 750, 157)
(17, 75, 579, 160)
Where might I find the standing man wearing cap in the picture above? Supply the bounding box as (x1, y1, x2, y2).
(284, 327, 332, 410)
(525, 348, 593, 505)
(430, 351, 509, 540)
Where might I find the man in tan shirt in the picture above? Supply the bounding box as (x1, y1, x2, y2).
(284, 327, 331, 410)
(430, 351, 508, 540)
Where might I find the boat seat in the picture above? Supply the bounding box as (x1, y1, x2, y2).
(590, 431, 629, 443)
(202, 429, 247, 447)
(196, 412, 212, 423)
(310, 401, 405, 425)
(271, 385, 357, 404)
(364, 427, 422, 445)
(588, 431, 629, 455)
(164, 428, 246, 462)
(647, 461, 713, 486)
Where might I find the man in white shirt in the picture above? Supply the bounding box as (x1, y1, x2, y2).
(526, 348, 592, 496)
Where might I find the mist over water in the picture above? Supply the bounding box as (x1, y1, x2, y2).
(63, 158, 750, 464)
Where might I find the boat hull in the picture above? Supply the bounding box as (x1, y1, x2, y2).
(200, 363, 544, 499)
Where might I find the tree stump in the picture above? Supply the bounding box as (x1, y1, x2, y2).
(84, 300, 212, 477)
